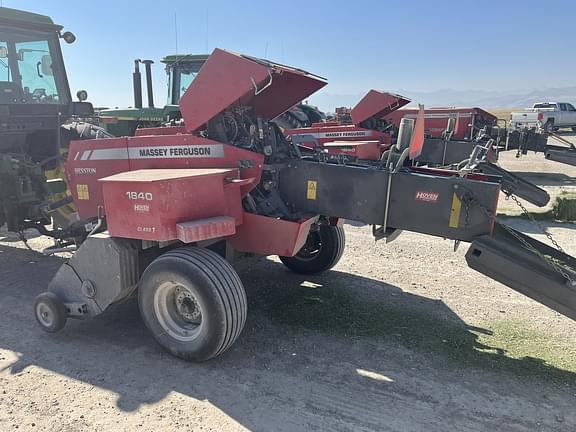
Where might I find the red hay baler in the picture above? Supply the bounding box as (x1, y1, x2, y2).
(33, 49, 576, 362)
(285, 90, 410, 160)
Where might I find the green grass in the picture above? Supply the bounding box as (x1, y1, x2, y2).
(552, 192, 576, 221)
(498, 191, 576, 222)
(265, 286, 576, 383)
(482, 321, 576, 373)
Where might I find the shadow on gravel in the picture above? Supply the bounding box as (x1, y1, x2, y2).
(497, 216, 576, 234)
(0, 244, 575, 430)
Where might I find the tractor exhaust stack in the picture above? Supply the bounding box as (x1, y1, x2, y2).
(133, 59, 143, 109)
(141, 59, 155, 108)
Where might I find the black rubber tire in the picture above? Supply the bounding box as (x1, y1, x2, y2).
(138, 247, 247, 362)
(33, 292, 67, 333)
(280, 225, 345, 275)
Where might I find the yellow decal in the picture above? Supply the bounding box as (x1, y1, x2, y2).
(449, 193, 461, 228)
(307, 180, 317, 200)
(76, 184, 90, 200)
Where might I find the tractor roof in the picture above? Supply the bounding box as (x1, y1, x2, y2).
(0, 7, 62, 32)
(161, 54, 210, 65)
(180, 48, 328, 133)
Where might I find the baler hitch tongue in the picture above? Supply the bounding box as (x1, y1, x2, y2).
(466, 222, 576, 321)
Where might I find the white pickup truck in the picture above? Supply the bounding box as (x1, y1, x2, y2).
(510, 102, 576, 132)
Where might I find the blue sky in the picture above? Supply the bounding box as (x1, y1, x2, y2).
(4, 0, 575, 110)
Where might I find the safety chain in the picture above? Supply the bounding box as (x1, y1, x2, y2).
(458, 186, 576, 286)
(18, 230, 33, 251)
(463, 195, 471, 229)
(505, 192, 567, 255)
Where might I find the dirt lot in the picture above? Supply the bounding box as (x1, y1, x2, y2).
(2, 151, 576, 431)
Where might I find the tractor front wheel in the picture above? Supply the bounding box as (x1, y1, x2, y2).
(280, 225, 345, 275)
(138, 247, 247, 362)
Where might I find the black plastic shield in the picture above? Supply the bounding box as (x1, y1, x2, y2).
(278, 161, 500, 242)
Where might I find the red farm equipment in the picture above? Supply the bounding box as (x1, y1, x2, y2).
(385, 106, 498, 140)
(25, 49, 576, 362)
(285, 90, 410, 160)
(286, 91, 549, 210)
(284, 93, 505, 171)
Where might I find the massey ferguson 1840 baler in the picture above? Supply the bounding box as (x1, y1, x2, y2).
(32, 49, 576, 362)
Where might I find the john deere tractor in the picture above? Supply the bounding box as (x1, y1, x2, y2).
(0, 7, 110, 235)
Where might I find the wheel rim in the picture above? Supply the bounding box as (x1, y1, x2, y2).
(36, 303, 54, 328)
(296, 230, 323, 261)
(153, 281, 204, 342)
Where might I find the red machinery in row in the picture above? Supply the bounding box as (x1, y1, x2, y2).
(385, 106, 498, 140)
(285, 92, 498, 161)
(286, 90, 549, 209)
(30, 49, 576, 362)
(285, 90, 410, 160)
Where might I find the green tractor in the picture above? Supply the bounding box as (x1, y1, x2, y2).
(98, 55, 208, 136)
(99, 53, 325, 136)
(0, 7, 110, 235)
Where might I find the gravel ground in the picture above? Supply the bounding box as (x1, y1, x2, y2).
(2, 147, 576, 431)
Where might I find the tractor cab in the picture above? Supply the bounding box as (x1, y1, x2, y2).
(0, 7, 95, 231)
(163, 54, 209, 107)
(0, 8, 85, 156)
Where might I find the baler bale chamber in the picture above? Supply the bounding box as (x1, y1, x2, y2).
(32, 49, 576, 362)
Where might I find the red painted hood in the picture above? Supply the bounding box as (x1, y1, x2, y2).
(351, 90, 411, 125)
(180, 48, 328, 133)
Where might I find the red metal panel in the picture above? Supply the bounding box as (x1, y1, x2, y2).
(125, 134, 263, 196)
(67, 137, 130, 218)
(287, 124, 386, 147)
(177, 216, 236, 243)
(323, 141, 382, 160)
(286, 124, 390, 160)
(100, 169, 242, 242)
(385, 107, 498, 140)
(180, 49, 327, 133)
(351, 90, 411, 125)
(409, 105, 425, 159)
(228, 213, 318, 257)
(66, 134, 264, 220)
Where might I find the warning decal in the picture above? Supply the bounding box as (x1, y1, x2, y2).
(307, 180, 317, 200)
(449, 193, 462, 228)
(77, 184, 90, 200)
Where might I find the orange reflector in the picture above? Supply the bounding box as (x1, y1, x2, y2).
(409, 104, 425, 159)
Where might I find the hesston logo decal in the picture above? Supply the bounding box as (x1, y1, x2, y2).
(74, 167, 97, 175)
(415, 191, 439, 203)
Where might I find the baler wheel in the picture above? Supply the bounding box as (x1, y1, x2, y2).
(280, 225, 345, 275)
(33, 292, 67, 333)
(138, 247, 247, 362)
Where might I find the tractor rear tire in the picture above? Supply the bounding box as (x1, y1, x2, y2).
(280, 225, 345, 275)
(33, 292, 67, 333)
(138, 247, 247, 362)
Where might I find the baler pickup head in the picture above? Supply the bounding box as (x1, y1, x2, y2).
(180, 48, 328, 133)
